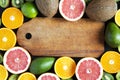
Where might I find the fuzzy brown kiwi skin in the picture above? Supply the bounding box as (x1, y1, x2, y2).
(35, 0, 59, 18)
(86, 0, 117, 22)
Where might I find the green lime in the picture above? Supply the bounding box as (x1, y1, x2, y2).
(21, 2, 38, 18)
(116, 72, 120, 80)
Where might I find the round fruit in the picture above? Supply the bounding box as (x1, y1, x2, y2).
(38, 73, 60, 80)
(75, 57, 103, 80)
(54, 56, 76, 79)
(0, 64, 8, 80)
(18, 72, 36, 80)
(86, 0, 117, 22)
(2, 7, 24, 29)
(59, 0, 86, 21)
(35, 0, 59, 17)
(115, 9, 120, 26)
(12, 0, 24, 8)
(116, 72, 120, 80)
(105, 22, 120, 48)
(3, 47, 31, 74)
(30, 57, 55, 75)
(0, 28, 16, 50)
(102, 71, 114, 80)
(0, 0, 9, 8)
(0, 54, 3, 63)
(21, 2, 38, 18)
(8, 74, 19, 80)
(100, 51, 120, 73)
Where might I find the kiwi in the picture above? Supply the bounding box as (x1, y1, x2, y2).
(0, 0, 9, 8)
(12, 0, 24, 8)
(86, 0, 117, 22)
(35, 0, 59, 17)
(25, 0, 34, 2)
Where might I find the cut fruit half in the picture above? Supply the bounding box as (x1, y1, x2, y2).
(3, 47, 31, 74)
(38, 73, 60, 80)
(0, 28, 16, 50)
(75, 57, 103, 80)
(59, 0, 85, 21)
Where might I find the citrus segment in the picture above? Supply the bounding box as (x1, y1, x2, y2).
(38, 73, 60, 80)
(100, 51, 120, 73)
(59, 0, 85, 21)
(0, 64, 8, 80)
(0, 28, 16, 50)
(115, 9, 120, 26)
(2, 7, 24, 29)
(18, 72, 36, 80)
(54, 57, 76, 79)
(3, 47, 31, 74)
(75, 57, 103, 80)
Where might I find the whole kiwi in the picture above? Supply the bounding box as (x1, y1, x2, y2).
(35, 0, 59, 17)
(86, 0, 117, 22)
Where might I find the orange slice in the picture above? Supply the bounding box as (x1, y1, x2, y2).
(100, 51, 120, 73)
(18, 72, 36, 80)
(0, 64, 8, 80)
(115, 9, 120, 26)
(2, 7, 24, 29)
(0, 28, 16, 50)
(54, 56, 76, 79)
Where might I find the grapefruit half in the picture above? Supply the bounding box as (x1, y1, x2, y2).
(75, 57, 103, 80)
(59, 0, 85, 21)
(38, 73, 60, 80)
(3, 47, 31, 74)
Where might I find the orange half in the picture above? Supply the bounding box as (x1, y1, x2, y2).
(0, 28, 16, 50)
(2, 7, 24, 29)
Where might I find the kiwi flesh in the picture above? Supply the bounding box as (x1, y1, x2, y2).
(86, 0, 117, 22)
(12, 0, 24, 8)
(0, 0, 9, 8)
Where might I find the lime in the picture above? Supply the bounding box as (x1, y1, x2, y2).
(21, 2, 38, 18)
(8, 74, 19, 80)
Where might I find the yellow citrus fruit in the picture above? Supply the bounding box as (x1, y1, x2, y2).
(54, 56, 76, 79)
(115, 9, 120, 26)
(100, 51, 120, 73)
(2, 7, 24, 29)
(18, 72, 36, 80)
(0, 64, 8, 80)
(0, 28, 16, 50)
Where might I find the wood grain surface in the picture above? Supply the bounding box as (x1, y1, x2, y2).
(17, 17, 105, 57)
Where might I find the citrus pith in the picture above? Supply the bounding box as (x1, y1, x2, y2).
(54, 56, 76, 79)
(0, 28, 16, 50)
(2, 7, 24, 29)
(100, 51, 120, 73)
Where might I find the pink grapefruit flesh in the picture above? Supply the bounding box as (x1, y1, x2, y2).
(3, 47, 31, 74)
(38, 73, 60, 80)
(75, 57, 103, 80)
(59, 0, 85, 21)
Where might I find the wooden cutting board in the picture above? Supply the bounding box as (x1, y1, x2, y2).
(17, 17, 105, 57)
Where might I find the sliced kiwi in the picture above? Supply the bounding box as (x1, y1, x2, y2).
(0, 54, 3, 64)
(12, 0, 24, 8)
(25, 0, 34, 2)
(0, 0, 9, 8)
(8, 74, 19, 80)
